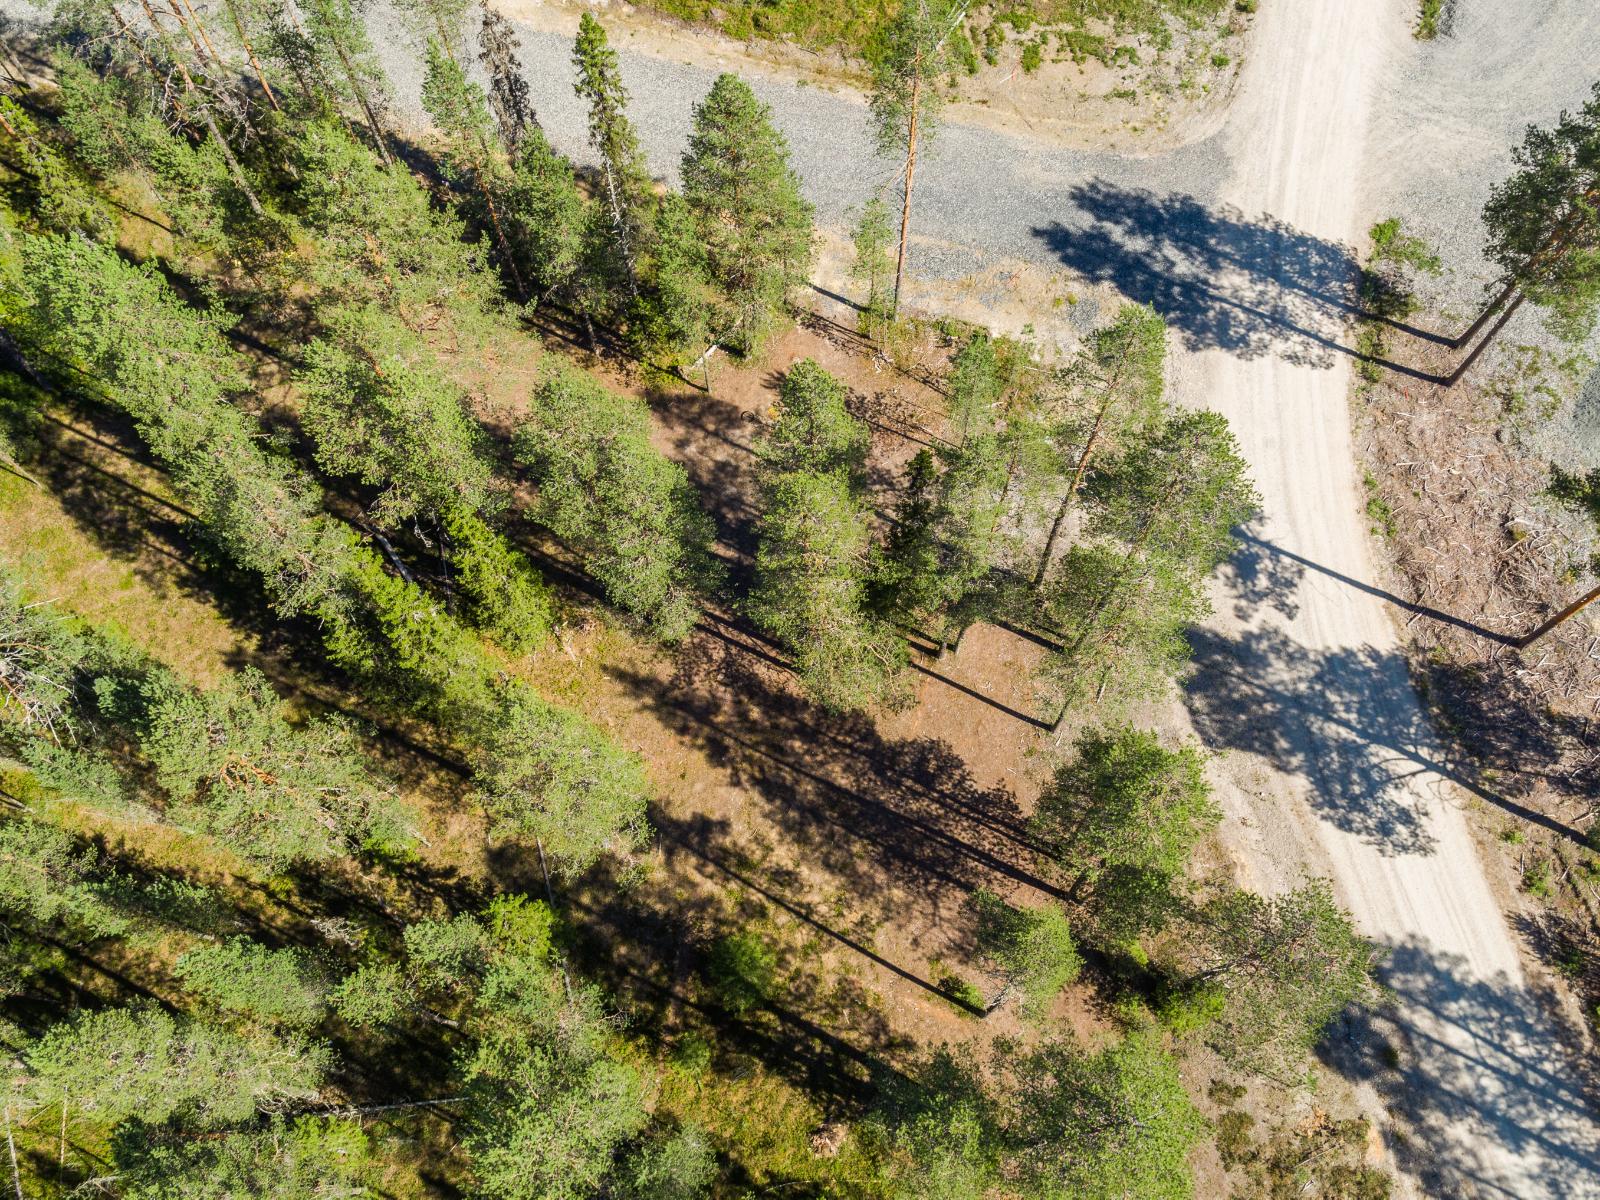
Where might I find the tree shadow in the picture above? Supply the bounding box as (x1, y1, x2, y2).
(1030, 182, 1445, 379)
(606, 626, 1060, 953)
(1323, 936, 1600, 1199)
(1184, 624, 1587, 853)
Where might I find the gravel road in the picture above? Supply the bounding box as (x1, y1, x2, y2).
(379, 2, 1600, 1193)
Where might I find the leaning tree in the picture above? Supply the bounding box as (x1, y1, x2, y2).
(1449, 81, 1600, 381)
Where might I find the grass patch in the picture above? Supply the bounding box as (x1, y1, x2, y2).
(1363, 472, 1397, 540)
(1415, 0, 1443, 39)
(930, 962, 985, 1016)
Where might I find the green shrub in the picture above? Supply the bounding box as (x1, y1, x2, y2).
(1522, 859, 1553, 898)
(1415, 0, 1443, 39)
(1155, 980, 1224, 1034)
(1020, 40, 1043, 72)
(708, 932, 778, 1015)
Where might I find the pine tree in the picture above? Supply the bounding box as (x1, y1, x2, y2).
(634, 191, 715, 360)
(945, 330, 1001, 444)
(1030, 725, 1217, 945)
(419, 40, 526, 298)
(26, 1005, 330, 1129)
(1179, 879, 1380, 1074)
(758, 357, 869, 477)
(111, 1116, 372, 1199)
(1041, 409, 1258, 712)
(850, 198, 896, 328)
(1034, 303, 1167, 585)
(1001, 1031, 1205, 1200)
(970, 891, 1082, 1018)
(751, 471, 908, 710)
(869, 0, 965, 314)
(680, 73, 814, 353)
(514, 365, 718, 641)
(297, 0, 395, 161)
(505, 129, 589, 305)
(477, 3, 539, 153)
(571, 14, 653, 299)
(174, 938, 330, 1030)
(1452, 81, 1600, 379)
(114, 666, 411, 869)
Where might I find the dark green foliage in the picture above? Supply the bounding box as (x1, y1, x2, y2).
(1550, 464, 1600, 571)
(515, 365, 718, 641)
(971, 892, 1082, 1018)
(1482, 81, 1600, 341)
(0, 816, 128, 942)
(634, 192, 715, 359)
(1032, 726, 1217, 945)
(708, 930, 779, 1014)
(26, 1004, 330, 1129)
(868, 1048, 1002, 1200)
(441, 505, 555, 652)
(299, 307, 495, 524)
(110, 1115, 372, 1200)
(681, 74, 814, 352)
(1002, 1031, 1206, 1200)
(1179, 879, 1381, 1073)
(613, 1128, 718, 1200)
(479, 7, 539, 154)
(0, 574, 87, 743)
(0, 96, 112, 240)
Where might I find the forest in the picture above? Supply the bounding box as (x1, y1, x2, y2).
(0, 0, 1431, 1195)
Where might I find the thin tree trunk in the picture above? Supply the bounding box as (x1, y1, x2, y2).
(536, 836, 556, 906)
(139, 0, 266, 216)
(1444, 291, 1525, 385)
(892, 61, 921, 318)
(1516, 581, 1600, 648)
(58, 1101, 66, 1170)
(1449, 278, 1518, 349)
(4, 1108, 21, 1200)
(1034, 419, 1106, 587)
(166, 0, 215, 64)
(222, 0, 281, 111)
(326, 30, 392, 164)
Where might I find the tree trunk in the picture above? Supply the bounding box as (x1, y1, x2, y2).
(139, 0, 266, 216)
(326, 30, 393, 165)
(222, 0, 281, 111)
(892, 61, 921, 318)
(1444, 290, 1525, 385)
(1449, 278, 1519, 349)
(1034, 418, 1105, 586)
(1516, 581, 1600, 649)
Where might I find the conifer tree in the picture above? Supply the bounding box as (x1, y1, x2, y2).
(970, 892, 1082, 1019)
(1178, 879, 1379, 1073)
(1453, 80, 1600, 377)
(757, 357, 869, 477)
(681, 73, 814, 353)
(571, 13, 652, 299)
(419, 40, 526, 299)
(174, 938, 330, 1030)
(635, 192, 715, 360)
(514, 365, 718, 641)
(506, 129, 589, 306)
(1041, 410, 1258, 711)
(111, 1115, 373, 1199)
(1034, 303, 1167, 585)
(478, 2, 539, 154)
(1001, 1032, 1205, 1200)
(1030, 726, 1217, 945)
(850, 198, 896, 328)
(26, 1004, 330, 1130)
(945, 330, 1001, 444)
(298, 0, 394, 161)
(869, 0, 965, 313)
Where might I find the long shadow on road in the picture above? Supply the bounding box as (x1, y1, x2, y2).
(1031, 182, 1444, 380)
(1326, 936, 1600, 1199)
